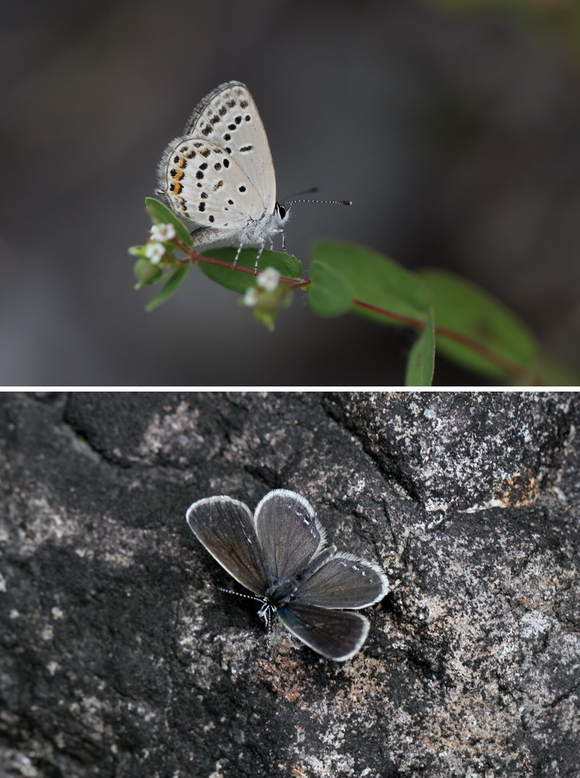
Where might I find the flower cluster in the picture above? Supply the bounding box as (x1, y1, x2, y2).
(242, 267, 281, 306)
(150, 223, 176, 243)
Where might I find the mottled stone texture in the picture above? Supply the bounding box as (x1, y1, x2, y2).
(0, 392, 579, 778)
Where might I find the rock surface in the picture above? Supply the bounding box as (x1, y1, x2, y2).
(0, 392, 579, 777)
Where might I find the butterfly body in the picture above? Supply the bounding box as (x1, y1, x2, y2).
(265, 577, 299, 608)
(158, 81, 289, 256)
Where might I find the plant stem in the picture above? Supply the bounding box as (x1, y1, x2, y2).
(351, 299, 540, 383)
(193, 253, 310, 287)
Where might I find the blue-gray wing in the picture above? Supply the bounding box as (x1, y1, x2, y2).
(277, 601, 369, 661)
(295, 553, 389, 609)
(186, 496, 268, 596)
(253, 490, 326, 584)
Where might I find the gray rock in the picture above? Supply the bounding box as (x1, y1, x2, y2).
(0, 392, 578, 777)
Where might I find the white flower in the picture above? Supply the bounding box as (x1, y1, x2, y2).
(242, 287, 259, 307)
(145, 241, 165, 264)
(150, 223, 176, 242)
(256, 267, 280, 291)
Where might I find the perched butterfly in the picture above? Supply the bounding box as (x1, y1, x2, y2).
(186, 489, 389, 661)
(158, 81, 350, 270)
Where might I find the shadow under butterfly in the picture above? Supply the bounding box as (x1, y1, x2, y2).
(185, 489, 389, 661)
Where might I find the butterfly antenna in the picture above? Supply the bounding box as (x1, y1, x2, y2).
(283, 196, 352, 207)
(216, 586, 264, 605)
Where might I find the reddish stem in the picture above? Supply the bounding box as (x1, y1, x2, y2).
(351, 299, 538, 383)
(190, 251, 310, 288)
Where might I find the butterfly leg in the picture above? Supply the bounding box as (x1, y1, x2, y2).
(253, 244, 265, 274)
(233, 245, 243, 268)
(258, 602, 274, 630)
(272, 228, 287, 253)
(266, 228, 287, 253)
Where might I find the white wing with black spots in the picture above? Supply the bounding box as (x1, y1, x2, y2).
(159, 140, 265, 230)
(156, 81, 288, 259)
(181, 81, 276, 213)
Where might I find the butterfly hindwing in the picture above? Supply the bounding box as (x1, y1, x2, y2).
(295, 552, 390, 609)
(160, 140, 265, 229)
(277, 601, 370, 661)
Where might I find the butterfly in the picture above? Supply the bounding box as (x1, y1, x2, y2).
(157, 81, 288, 268)
(185, 489, 389, 661)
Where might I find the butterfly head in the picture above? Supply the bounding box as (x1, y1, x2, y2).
(275, 202, 291, 222)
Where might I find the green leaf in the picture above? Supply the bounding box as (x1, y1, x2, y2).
(418, 268, 538, 381)
(199, 248, 302, 294)
(308, 260, 354, 316)
(309, 241, 430, 324)
(534, 354, 580, 387)
(145, 265, 191, 312)
(145, 197, 192, 248)
(405, 308, 435, 386)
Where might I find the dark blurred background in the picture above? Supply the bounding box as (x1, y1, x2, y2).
(2, 0, 580, 386)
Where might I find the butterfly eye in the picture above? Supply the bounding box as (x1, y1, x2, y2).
(277, 203, 287, 219)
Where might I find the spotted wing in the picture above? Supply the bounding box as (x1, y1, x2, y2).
(277, 602, 370, 661)
(182, 81, 276, 214)
(186, 496, 268, 596)
(158, 137, 267, 232)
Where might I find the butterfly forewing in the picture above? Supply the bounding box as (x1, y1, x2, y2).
(296, 552, 390, 609)
(254, 490, 326, 583)
(183, 81, 276, 213)
(277, 601, 370, 661)
(186, 496, 268, 596)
